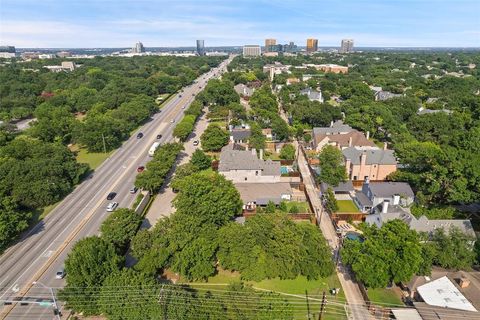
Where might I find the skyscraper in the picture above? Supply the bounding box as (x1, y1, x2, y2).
(133, 41, 145, 53)
(265, 39, 276, 53)
(196, 40, 205, 56)
(306, 39, 318, 53)
(243, 45, 261, 57)
(340, 39, 354, 53)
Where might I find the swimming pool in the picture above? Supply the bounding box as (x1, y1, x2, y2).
(345, 232, 364, 242)
(280, 166, 289, 174)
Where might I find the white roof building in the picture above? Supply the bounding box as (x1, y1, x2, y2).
(417, 276, 477, 312)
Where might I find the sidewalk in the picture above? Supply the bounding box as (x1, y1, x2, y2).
(141, 113, 210, 229)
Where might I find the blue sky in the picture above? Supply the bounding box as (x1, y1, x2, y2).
(1, 0, 479, 48)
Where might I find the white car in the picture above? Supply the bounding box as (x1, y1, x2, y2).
(55, 268, 66, 279)
(170, 119, 175, 123)
(193, 140, 199, 146)
(106, 202, 118, 212)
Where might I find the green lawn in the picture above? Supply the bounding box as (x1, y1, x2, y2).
(74, 146, 113, 170)
(187, 270, 347, 320)
(285, 201, 310, 213)
(367, 288, 403, 307)
(336, 200, 360, 213)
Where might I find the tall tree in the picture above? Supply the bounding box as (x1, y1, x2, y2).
(318, 145, 347, 186)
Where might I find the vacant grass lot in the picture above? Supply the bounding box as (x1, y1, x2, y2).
(367, 287, 403, 307)
(186, 269, 347, 320)
(72, 145, 113, 170)
(337, 200, 360, 212)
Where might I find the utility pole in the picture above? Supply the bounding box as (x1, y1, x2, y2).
(101, 133, 107, 154)
(32, 282, 60, 320)
(318, 291, 327, 320)
(305, 290, 311, 320)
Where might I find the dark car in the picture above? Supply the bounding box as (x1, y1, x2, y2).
(136, 132, 143, 139)
(137, 166, 145, 173)
(156, 134, 162, 139)
(107, 192, 117, 200)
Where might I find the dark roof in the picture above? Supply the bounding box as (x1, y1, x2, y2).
(312, 120, 353, 136)
(354, 191, 373, 207)
(321, 181, 354, 193)
(414, 302, 480, 320)
(368, 182, 414, 198)
(342, 147, 397, 165)
(231, 129, 251, 141)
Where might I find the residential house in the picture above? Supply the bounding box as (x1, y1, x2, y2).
(374, 90, 404, 101)
(313, 130, 376, 152)
(286, 77, 300, 85)
(360, 182, 476, 239)
(342, 147, 397, 181)
(417, 107, 453, 115)
(312, 120, 354, 137)
(300, 87, 324, 103)
(261, 128, 274, 140)
(234, 83, 254, 97)
(229, 124, 251, 144)
(218, 144, 281, 184)
(354, 181, 414, 213)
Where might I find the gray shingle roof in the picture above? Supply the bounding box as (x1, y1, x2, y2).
(321, 181, 354, 193)
(368, 182, 414, 198)
(300, 87, 322, 102)
(375, 91, 403, 101)
(355, 191, 373, 207)
(219, 145, 280, 176)
(312, 120, 353, 136)
(342, 147, 397, 165)
(231, 129, 251, 141)
(234, 182, 292, 205)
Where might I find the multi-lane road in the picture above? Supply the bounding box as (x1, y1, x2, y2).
(0, 56, 232, 319)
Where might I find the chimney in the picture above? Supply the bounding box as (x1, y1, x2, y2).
(366, 131, 370, 140)
(459, 277, 471, 288)
(330, 120, 334, 127)
(259, 149, 264, 160)
(365, 176, 370, 184)
(251, 148, 257, 157)
(393, 195, 400, 205)
(348, 136, 353, 147)
(382, 200, 390, 214)
(383, 142, 388, 150)
(360, 151, 367, 167)
(345, 159, 351, 178)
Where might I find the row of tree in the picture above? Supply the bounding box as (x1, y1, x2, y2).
(135, 143, 184, 193)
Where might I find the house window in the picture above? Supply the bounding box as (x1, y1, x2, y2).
(244, 177, 247, 181)
(255, 171, 258, 176)
(353, 176, 357, 180)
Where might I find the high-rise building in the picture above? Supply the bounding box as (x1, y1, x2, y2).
(265, 39, 276, 53)
(340, 39, 354, 53)
(133, 41, 145, 53)
(243, 45, 261, 57)
(0, 46, 16, 58)
(306, 39, 318, 53)
(196, 40, 205, 56)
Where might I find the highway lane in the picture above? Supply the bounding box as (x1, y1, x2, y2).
(0, 57, 232, 319)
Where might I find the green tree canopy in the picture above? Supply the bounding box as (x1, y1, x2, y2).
(342, 220, 423, 288)
(318, 145, 347, 186)
(200, 124, 229, 152)
(100, 208, 142, 253)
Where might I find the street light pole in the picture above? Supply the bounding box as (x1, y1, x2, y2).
(32, 282, 60, 320)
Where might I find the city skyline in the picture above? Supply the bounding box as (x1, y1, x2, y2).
(1, 0, 479, 48)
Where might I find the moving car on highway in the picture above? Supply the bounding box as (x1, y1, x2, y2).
(107, 192, 117, 200)
(106, 202, 118, 212)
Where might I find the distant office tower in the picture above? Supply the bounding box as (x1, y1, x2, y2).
(306, 39, 318, 53)
(340, 39, 354, 53)
(285, 41, 298, 53)
(265, 39, 277, 53)
(196, 40, 205, 56)
(133, 41, 145, 53)
(243, 45, 261, 57)
(0, 46, 16, 58)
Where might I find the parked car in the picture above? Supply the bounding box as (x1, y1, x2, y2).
(179, 94, 182, 98)
(106, 202, 118, 212)
(55, 268, 66, 279)
(137, 166, 145, 173)
(193, 140, 199, 146)
(136, 132, 143, 139)
(170, 119, 175, 123)
(130, 186, 138, 194)
(107, 192, 117, 200)
(156, 134, 162, 139)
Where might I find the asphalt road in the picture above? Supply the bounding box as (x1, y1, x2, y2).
(0, 57, 232, 319)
